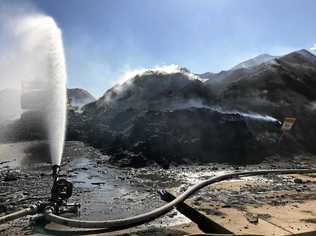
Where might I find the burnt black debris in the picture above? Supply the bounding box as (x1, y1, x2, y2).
(2, 50, 316, 167)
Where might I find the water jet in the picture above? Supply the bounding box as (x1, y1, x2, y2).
(18, 15, 67, 166)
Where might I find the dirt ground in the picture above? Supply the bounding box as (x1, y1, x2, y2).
(1, 141, 316, 235)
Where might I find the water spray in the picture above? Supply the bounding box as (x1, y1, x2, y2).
(13, 14, 77, 217)
(45, 17, 67, 167)
(17, 15, 67, 167)
(1, 13, 316, 235)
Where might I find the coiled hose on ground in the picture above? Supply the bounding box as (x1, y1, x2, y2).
(44, 168, 316, 230)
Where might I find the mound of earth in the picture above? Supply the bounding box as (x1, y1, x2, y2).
(67, 69, 283, 167)
(3, 50, 316, 168)
(206, 49, 316, 154)
(67, 88, 96, 108)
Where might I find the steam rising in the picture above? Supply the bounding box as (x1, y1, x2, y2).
(171, 100, 280, 123)
(119, 64, 201, 84)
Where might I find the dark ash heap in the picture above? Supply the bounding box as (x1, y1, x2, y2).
(3, 50, 316, 168)
(67, 50, 316, 167)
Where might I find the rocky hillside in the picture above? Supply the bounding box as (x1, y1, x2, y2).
(67, 88, 96, 108)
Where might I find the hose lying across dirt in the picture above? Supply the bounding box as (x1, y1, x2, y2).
(44, 168, 316, 230)
(0, 205, 38, 225)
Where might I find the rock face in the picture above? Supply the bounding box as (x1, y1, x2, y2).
(67, 88, 96, 108)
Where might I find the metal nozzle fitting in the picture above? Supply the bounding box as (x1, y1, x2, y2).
(52, 165, 60, 178)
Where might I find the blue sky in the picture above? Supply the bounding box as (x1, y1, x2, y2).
(2, 0, 316, 97)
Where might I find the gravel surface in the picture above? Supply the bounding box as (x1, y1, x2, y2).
(1, 141, 316, 235)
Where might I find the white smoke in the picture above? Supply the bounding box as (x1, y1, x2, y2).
(171, 99, 280, 123)
(310, 43, 316, 51)
(100, 64, 203, 105)
(118, 64, 201, 84)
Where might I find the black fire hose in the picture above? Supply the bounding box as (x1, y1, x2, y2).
(44, 168, 316, 231)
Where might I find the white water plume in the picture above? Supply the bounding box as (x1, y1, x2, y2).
(43, 17, 67, 166)
(0, 14, 67, 165)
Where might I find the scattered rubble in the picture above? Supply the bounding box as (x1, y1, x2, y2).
(1, 141, 316, 235)
(246, 213, 258, 224)
(3, 171, 19, 181)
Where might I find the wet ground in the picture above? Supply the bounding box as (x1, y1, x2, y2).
(0, 141, 316, 235)
(0, 141, 189, 235)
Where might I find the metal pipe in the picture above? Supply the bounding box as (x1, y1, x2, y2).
(45, 168, 316, 230)
(0, 205, 38, 224)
